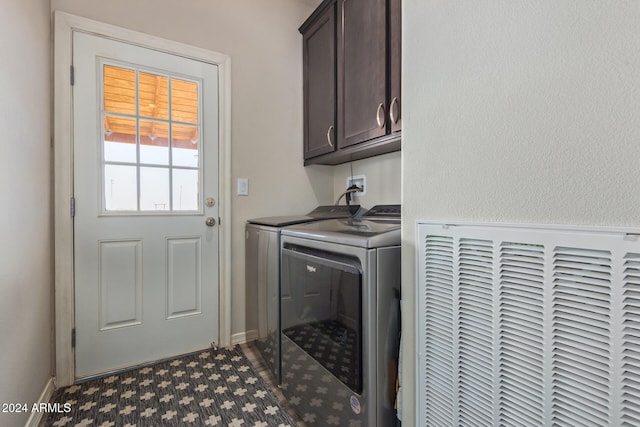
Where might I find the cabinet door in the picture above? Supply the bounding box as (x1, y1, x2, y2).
(389, 0, 401, 134)
(303, 3, 336, 160)
(338, 0, 387, 148)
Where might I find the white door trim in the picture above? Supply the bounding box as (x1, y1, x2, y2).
(53, 11, 232, 387)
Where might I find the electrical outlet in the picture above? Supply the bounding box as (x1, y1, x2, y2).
(346, 174, 366, 197)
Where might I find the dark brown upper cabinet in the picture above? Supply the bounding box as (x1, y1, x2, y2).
(338, 0, 387, 148)
(300, 0, 401, 166)
(301, 2, 336, 160)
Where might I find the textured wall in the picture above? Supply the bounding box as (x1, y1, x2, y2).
(402, 1, 640, 425)
(0, 0, 52, 426)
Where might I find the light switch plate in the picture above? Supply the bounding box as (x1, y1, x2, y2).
(237, 178, 249, 196)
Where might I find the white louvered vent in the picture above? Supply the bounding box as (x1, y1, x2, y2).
(552, 247, 612, 426)
(417, 223, 640, 427)
(422, 235, 455, 426)
(498, 242, 545, 427)
(458, 238, 494, 426)
(622, 253, 640, 427)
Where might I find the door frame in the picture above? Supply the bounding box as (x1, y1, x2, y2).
(53, 11, 232, 387)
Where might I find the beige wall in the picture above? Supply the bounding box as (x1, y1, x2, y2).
(51, 0, 334, 339)
(332, 151, 401, 208)
(50, 0, 399, 346)
(0, 0, 52, 425)
(402, 1, 640, 425)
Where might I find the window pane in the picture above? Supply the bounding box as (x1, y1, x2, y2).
(104, 115, 137, 163)
(140, 120, 169, 165)
(172, 169, 199, 211)
(101, 63, 206, 214)
(172, 124, 199, 167)
(140, 167, 170, 211)
(104, 165, 137, 211)
(139, 72, 168, 120)
(171, 78, 198, 124)
(103, 65, 136, 115)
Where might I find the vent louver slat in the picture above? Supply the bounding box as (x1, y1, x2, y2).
(418, 224, 640, 427)
(552, 247, 612, 426)
(424, 235, 455, 426)
(622, 253, 640, 426)
(499, 242, 545, 427)
(458, 239, 494, 426)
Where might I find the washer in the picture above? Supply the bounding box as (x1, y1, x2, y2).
(280, 205, 401, 427)
(245, 205, 362, 384)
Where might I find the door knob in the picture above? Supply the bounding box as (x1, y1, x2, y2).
(205, 217, 216, 227)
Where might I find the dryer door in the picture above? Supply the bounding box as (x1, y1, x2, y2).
(281, 245, 363, 393)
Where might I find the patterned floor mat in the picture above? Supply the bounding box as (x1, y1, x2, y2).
(42, 345, 298, 427)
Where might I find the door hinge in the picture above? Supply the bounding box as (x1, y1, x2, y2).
(70, 65, 75, 86)
(71, 328, 76, 348)
(219, 217, 221, 226)
(70, 196, 76, 217)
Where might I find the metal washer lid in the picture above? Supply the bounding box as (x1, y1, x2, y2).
(282, 217, 401, 248)
(247, 205, 361, 227)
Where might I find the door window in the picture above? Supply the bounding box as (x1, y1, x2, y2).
(101, 63, 201, 213)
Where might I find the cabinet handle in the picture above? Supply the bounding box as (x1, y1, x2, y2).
(326, 125, 334, 148)
(389, 97, 400, 124)
(376, 103, 386, 129)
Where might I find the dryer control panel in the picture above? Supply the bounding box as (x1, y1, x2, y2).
(361, 204, 401, 219)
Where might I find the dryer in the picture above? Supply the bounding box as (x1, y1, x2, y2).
(280, 205, 401, 426)
(245, 205, 361, 384)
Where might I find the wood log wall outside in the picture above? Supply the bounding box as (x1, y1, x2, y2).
(103, 65, 199, 150)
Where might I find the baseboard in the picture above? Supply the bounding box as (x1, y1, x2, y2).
(24, 377, 55, 427)
(231, 329, 259, 345)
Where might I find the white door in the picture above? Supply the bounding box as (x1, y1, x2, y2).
(73, 31, 219, 378)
